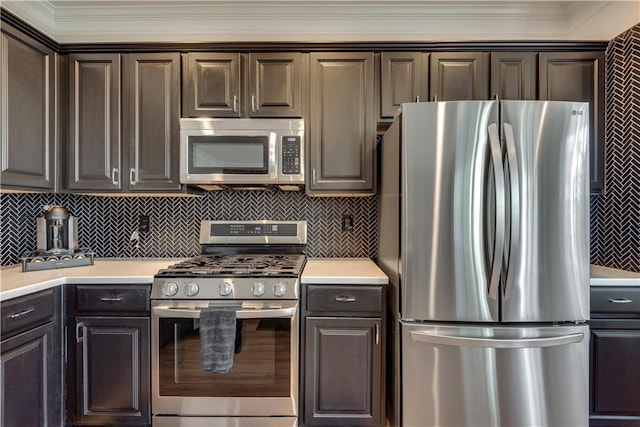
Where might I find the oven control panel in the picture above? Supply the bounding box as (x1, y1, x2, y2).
(152, 277, 299, 300)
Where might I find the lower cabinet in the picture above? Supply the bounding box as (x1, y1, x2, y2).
(301, 285, 385, 426)
(0, 288, 62, 427)
(66, 284, 151, 426)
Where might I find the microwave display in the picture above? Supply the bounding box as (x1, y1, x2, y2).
(190, 135, 269, 174)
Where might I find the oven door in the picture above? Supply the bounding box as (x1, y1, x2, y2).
(151, 300, 298, 417)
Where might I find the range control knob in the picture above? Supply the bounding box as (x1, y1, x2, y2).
(273, 282, 287, 297)
(163, 282, 179, 297)
(252, 282, 265, 297)
(185, 282, 199, 297)
(218, 282, 233, 297)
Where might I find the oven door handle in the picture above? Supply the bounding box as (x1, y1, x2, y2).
(152, 306, 296, 319)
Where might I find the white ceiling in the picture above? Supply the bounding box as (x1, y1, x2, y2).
(3, 0, 639, 43)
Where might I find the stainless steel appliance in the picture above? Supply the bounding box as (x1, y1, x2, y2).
(36, 205, 79, 254)
(180, 118, 304, 188)
(151, 220, 307, 427)
(377, 100, 590, 426)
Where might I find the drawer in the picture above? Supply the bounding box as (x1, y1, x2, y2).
(591, 287, 640, 317)
(1, 289, 55, 339)
(306, 285, 383, 313)
(76, 284, 150, 314)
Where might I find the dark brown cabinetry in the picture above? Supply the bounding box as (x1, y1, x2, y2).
(67, 53, 182, 193)
(308, 52, 375, 194)
(589, 287, 640, 427)
(379, 52, 428, 120)
(429, 52, 489, 101)
(0, 288, 62, 427)
(539, 52, 605, 193)
(301, 284, 385, 426)
(183, 52, 302, 118)
(490, 52, 536, 100)
(0, 24, 56, 190)
(66, 284, 151, 426)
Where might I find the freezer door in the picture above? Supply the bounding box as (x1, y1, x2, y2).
(501, 101, 590, 322)
(401, 101, 500, 322)
(402, 322, 589, 427)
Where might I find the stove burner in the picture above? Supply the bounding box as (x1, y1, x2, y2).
(158, 254, 306, 278)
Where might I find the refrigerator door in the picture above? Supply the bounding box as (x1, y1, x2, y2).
(401, 101, 501, 322)
(402, 322, 589, 427)
(501, 101, 590, 322)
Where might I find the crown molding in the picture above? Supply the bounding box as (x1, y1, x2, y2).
(1, 0, 55, 39)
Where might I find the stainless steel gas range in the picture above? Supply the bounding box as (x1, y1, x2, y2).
(151, 220, 307, 427)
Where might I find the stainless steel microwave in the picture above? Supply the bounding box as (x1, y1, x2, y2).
(180, 118, 304, 187)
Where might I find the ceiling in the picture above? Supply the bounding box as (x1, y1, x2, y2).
(2, 0, 639, 43)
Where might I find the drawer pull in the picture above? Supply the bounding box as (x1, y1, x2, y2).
(8, 308, 35, 319)
(335, 295, 356, 302)
(100, 297, 123, 302)
(608, 298, 633, 304)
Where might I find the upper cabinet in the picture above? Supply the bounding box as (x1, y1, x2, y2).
(429, 52, 489, 101)
(490, 52, 537, 100)
(308, 52, 376, 195)
(183, 52, 303, 118)
(538, 52, 605, 193)
(67, 52, 183, 193)
(379, 52, 428, 120)
(0, 24, 56, 191)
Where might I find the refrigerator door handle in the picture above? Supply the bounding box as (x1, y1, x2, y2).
(487, 123, 506, 299)
(409, 330, 584, 349)
(502, 123, 520, 299)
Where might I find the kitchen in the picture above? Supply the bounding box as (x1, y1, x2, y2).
(1, 1, 639, 426)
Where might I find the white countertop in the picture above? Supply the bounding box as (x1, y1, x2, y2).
(301, 258, 388, 285)
(0, 258, 183, 301)
(590, 264, 640, 287)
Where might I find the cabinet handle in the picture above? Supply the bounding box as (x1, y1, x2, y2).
(375, 323, 380, 345)
(312, 168, 317, 184)
(608, 298, 633, 304)
(433, 95, 438, 102)
(415, 96, 420, 102)
(100, 297, 123, 302)
(76, 322, 85, 343)
(8, 308, 35, 319)
(251, 95, 256, 112)
(130, 168, 138, 185)
(111, 167, 119, 185)
(233, 95, 239, 113)
(334, 295, 356, 302)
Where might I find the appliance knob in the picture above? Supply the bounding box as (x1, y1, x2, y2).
(185, 282, 199, 297)
(164, 282, 179, 297)
(273, 282, 287, 297)
(252, 282, 265, 297)
(218, 282, 233, 297)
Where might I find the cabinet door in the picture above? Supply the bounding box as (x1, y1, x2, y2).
(124, 53, 181, 191)
(380, 52, 428, 119)
(490, 52, 536, 100)
(590, 322, 640, 426)
(183, 53, 240, 117)
(68, 53, 122, 190)
(430, 52, 489, 101)
(75, 317, 150, 425)
(539, 52, 605, 193)
(1, 323, 56, 427)
(304, 317, 382, 426)
(308, 53, 375, 194)
(0, 26, 55, 190)
(249, 52, 302, 117)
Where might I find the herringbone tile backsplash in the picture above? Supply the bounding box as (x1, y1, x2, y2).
(590, 24, 640, 272)
(0, 191, 376, 266)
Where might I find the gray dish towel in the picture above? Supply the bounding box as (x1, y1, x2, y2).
(199, 306, 237, 373)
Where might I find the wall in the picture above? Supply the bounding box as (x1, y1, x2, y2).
(0, 191, 376, 266)
(590, 23, 640, 272)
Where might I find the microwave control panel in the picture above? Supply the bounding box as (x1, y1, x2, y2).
(281, 136, 301, 174)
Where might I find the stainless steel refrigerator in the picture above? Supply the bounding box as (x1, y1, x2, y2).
(377, 100, 590, 427)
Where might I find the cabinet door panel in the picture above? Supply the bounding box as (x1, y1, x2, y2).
(0, 27, 55, 190)
(380, 52, 428, 119)
(76, 316, 150, 425)
(490, 52, 536, 100)
(68, 53, 121, 190)
(309, 53, 375, 193)
(539, 52, 605, 193)
(304, 317, 381, 426)
(184, 53, 240, 117)
(430, 52, 489, 101)
(125, 53, 181, 191)
(249, 52, 302, 117)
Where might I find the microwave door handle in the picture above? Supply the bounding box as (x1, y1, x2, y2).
(152, 306, 296, 319)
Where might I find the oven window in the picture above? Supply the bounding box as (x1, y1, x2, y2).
(158, 317, 291, 397)
(189, 135, 269, 174)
